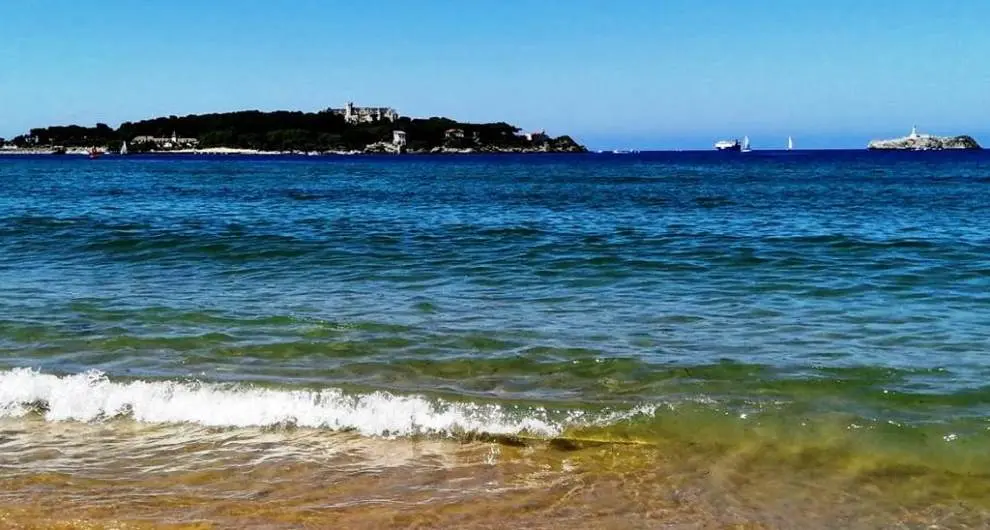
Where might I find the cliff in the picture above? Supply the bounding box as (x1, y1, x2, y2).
(867, 132, 981, 151)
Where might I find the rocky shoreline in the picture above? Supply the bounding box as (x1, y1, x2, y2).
(0, 144, 587, 156)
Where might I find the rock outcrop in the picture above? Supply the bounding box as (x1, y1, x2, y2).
(547, 135, 586, 153)
(416, 134, 586, 154)
(868, 129, 981, 150)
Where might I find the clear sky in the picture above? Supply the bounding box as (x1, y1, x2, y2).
(2, 0, 989, 150)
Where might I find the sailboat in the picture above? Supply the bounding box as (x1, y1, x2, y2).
(741, 136, 751, 153)
(787, 136, 794, 151)
(120, 141, 128, 155)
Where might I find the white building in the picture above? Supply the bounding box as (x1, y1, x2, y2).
(525, 130, 549, 142)
(330, 102, 399, 124)
(132, 131, 199, 149)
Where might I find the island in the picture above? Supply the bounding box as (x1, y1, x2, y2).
(0, 102, 587, 155)
(867, 126, 982, 151)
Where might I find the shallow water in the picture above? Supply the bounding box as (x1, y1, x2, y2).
(2, 151, 990, 528)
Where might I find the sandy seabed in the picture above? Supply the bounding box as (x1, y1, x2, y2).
(1, 419, 986, 529)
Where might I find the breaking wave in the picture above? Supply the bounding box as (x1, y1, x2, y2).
(0, 368, 634, 438)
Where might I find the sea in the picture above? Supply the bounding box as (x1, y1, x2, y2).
(1, 150, 990, 529)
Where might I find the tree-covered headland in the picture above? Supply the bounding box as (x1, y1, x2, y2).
(7, 108, 586, 154)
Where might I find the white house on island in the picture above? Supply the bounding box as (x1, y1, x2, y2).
(329, 102, 399, 124)
(132, 131, 199, 149)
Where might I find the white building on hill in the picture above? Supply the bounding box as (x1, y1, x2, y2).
(330, 102, 399, 124)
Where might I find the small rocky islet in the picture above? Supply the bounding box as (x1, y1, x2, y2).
(867, 126, 982, 150)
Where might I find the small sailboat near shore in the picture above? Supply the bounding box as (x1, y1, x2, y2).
(120, 141, 128, 155)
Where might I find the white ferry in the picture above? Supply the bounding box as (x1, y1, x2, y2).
(715, 136, 751, 152)
(714, 139, 741, 151)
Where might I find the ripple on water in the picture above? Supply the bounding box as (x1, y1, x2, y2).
(3, 153, 990, 523)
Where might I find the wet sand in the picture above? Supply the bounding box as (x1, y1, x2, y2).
(1, 419, 987, 529)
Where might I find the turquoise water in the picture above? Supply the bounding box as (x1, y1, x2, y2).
(2, 151, 990, 455)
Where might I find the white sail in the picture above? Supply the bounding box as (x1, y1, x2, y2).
(787, 136, 793, 150)
(741, 136, 751, 152)
(120, 141, 128, 155)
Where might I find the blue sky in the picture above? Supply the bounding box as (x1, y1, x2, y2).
(1, 0, 988, 150)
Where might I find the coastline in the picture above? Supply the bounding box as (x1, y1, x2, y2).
(0, 146, 585, 156)
(1, 404, 988, 529)
(4, 359, 990, 529)
(0, 147, 107, 156)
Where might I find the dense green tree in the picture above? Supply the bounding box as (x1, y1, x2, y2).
(14, 109, 585, 153)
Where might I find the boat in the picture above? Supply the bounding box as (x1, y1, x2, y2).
(787, 136, 794, 150)
(714, 139, 741, 151)
(120, 141, 128, 155)
(88, 147, 102, 159)
(741, 136, 751, 153)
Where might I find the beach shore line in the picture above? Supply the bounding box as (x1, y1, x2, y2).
(0, 146, 325, 156)
(0, 146, 581, 156)
(0, 416, 984, 530)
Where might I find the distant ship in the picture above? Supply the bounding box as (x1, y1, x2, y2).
(714, 139, 741, 151)
(714, 136, 750, 152)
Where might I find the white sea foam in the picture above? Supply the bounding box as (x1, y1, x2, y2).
(0, 368, 569, 438)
